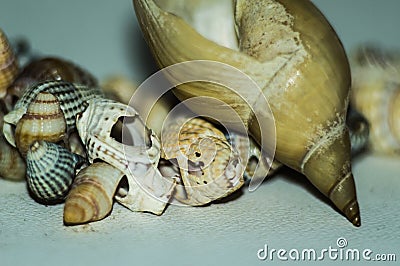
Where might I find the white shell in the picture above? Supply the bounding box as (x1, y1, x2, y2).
(76, 98, 176, 214)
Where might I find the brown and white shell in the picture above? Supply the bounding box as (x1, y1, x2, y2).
(64, 162, 125, 225)
(15, 92, 66, 156)
(0, 136, 26, 181)
(0, 28, 19, 99)
(350, 46, 400, 155)
(161, 117, 244, 206)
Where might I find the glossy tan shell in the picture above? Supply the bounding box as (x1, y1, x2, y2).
(64, 162, 125, 225)
(134, 0, 360, 225)
(15, 92, 66, 156)
(161, 117, 244, 206)
(0, 29, 19, 99)
(350, 46, 400, 155)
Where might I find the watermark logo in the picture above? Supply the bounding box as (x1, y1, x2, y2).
(257, 237, 397, 262)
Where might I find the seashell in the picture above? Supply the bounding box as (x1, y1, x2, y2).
(4, 57, 98, 110)
(0, 28, 19, 99)
(161, 117, 244, 206)
(134, 0, 361, 225)
(26, 140, 86, 203)
(350, 45, 400, 155)
(77, 98, 176, 215)
(14, 92, 66, 156)
(346, 106, 370, 156)
(64, 162, 125, 225)
(0, 136, 26, 181)
(3, 80, 103, 147)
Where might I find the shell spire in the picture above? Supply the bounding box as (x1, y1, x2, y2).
(0, 28, 19, 98)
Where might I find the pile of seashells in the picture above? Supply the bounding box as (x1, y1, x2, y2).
(1, 0, 398, 227)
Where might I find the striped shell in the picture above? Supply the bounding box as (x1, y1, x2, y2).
(26, 140, 86, 203)
(0, 29, 19, 98)
(15, 92, 66, 156)
(161, 117, 244, 206)
(5, 57, 97, 110)
(351, 46, 400, 155)
(0, 136, 26, 181)
(3, 80, 103, 147)
(64, 162, 125, 225)
(77, 98, 176, 214)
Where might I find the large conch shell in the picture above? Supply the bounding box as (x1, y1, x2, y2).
(133, 0, 361, 225)
(76, 98, 176, 215)
(350, 46, 400, 155)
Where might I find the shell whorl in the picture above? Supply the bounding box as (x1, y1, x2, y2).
(0, 29, 19, 98)
(64, 162, 125, 225)
(15, 92, 66, 156)
(26, 140, 86, 203)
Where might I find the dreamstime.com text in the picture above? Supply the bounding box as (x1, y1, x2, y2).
(257, 238, 397, 262)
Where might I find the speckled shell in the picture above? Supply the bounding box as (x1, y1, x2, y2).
(15, 92, 66, 156)
(64, 162, 125, 225)
(5, 57, 97, 110)
(134, 0, 361, 226)
(0, 136, 26, 181)
(161, 117, 244, 206)
(350, 46, 400, 155)
(3, 80, 103, 147)
(0, 29, 19, 99)
(77, 98, 176, 214)
(26, 140, 86, 203)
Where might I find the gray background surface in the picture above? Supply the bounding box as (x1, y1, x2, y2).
(1, 1, 399, 265)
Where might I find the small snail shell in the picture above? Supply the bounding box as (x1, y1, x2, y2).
(346, 106, 370, 156)
(0, 29, 19, 99)
(3, 80, 103, 147)
(5, 57, 98, 110)
(15, 92, 66, 156)
(0, 136, 26, 181)
(26, 140, 86, 203)
(64, 162, 125, 225)
(134, 0, 361, 226)
(350, 46, 400, 155)
(161, 117, 244, 206)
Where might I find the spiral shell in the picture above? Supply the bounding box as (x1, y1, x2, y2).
(161, 117, 244, 206)
(77, 98, 176, 214)
(64, 162, 125, 225)
(14, 92, 66, 156)
(134, 0, 361, 226)
(0, 29, 19, 99)
(0, 136, 26, 181)
(350, 46, 400, 155)
(26, 140, 86, 203)
(3, 80, 103, 147)
(5, 57, 97, 109)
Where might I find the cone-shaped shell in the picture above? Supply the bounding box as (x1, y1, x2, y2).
(26, 140, 85, 203)
(133, 0, 360, 225)
(64, 162, 125, 225)
(15, 92, 66, 156)
(0, 29, 19, 98)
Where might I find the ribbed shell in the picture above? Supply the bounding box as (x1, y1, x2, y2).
(161, 117, 244, 206)
(26, 140, 85, 203)
(15, 92, 66, 156)
(0, 29, 19, 98)
(64, 162, 125, 225)
(5, 57, 97, 108)
(3, 80, 103, 147)
(0, 136, 26, 181)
